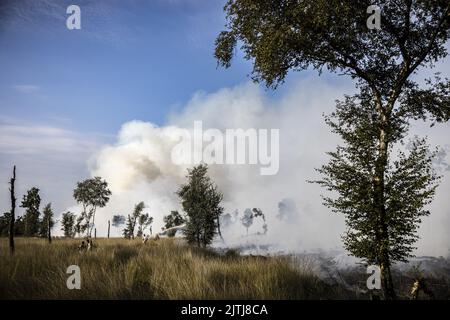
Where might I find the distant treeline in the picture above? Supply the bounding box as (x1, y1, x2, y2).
(0, 187, 54, 238)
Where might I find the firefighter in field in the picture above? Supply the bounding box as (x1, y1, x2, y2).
(78, 240, 87, 253)
(410, 277, 434, 300)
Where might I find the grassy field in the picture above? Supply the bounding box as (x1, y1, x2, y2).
(0, 237, 354, 299)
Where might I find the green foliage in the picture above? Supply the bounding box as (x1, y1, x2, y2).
(123, 215, 134, 239)
(0, 212, 11, 237)
(0, 213, 8, 237)
(61, 211, 76, 238)
(215, 0, 450, 93)
(137, 213, 153, 237)
(15, 216, 25, 236)
(39, 203, 54, 238)
(112, 214, 126, 228)
(163, 210, 186, 237)
(314, 95, 440, 265)
(122, 202, 148, 239)
(73, 177, 111, 237)
(0, 212, 26, 237)
(21, 187, 41, 237)
(177, 164, 224, 247)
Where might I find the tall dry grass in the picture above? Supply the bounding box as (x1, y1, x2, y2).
(0, 238, 346, 299)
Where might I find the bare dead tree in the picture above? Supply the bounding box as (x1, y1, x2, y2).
(9, 166, 16, 255)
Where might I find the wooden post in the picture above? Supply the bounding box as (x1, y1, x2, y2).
(94, 228, 97, 239)
(9, 166, 16, 255)
(107, 220, 110, 238)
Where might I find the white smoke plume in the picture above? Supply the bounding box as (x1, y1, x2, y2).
(86, 77, 450, 257)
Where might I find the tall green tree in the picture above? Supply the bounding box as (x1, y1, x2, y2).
(177, 164, 224, 247)
(122, 202, 146, 239)
(21, 187, 41, 237)
(215, 0, 450, 299)
(73, 177, 111, 237)
(123, 215, 134, 239)
(61, 211, 76, 238)
(137, 213, 153, 237)
(39, 203, 54, 240)
(313, 93, 440, 288)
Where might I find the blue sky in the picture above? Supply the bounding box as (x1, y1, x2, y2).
(0, 0, 260, 133)
(1, 0, 302, 219)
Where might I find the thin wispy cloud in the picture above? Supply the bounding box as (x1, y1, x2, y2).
(13, 84, 40, 94)
(0, 118, 105, 155)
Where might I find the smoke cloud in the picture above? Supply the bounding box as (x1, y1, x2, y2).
(87, 77, 450, 257)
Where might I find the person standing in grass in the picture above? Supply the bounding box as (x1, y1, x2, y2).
(78, 240, 86, 253)
(86, 239, 94, 251)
